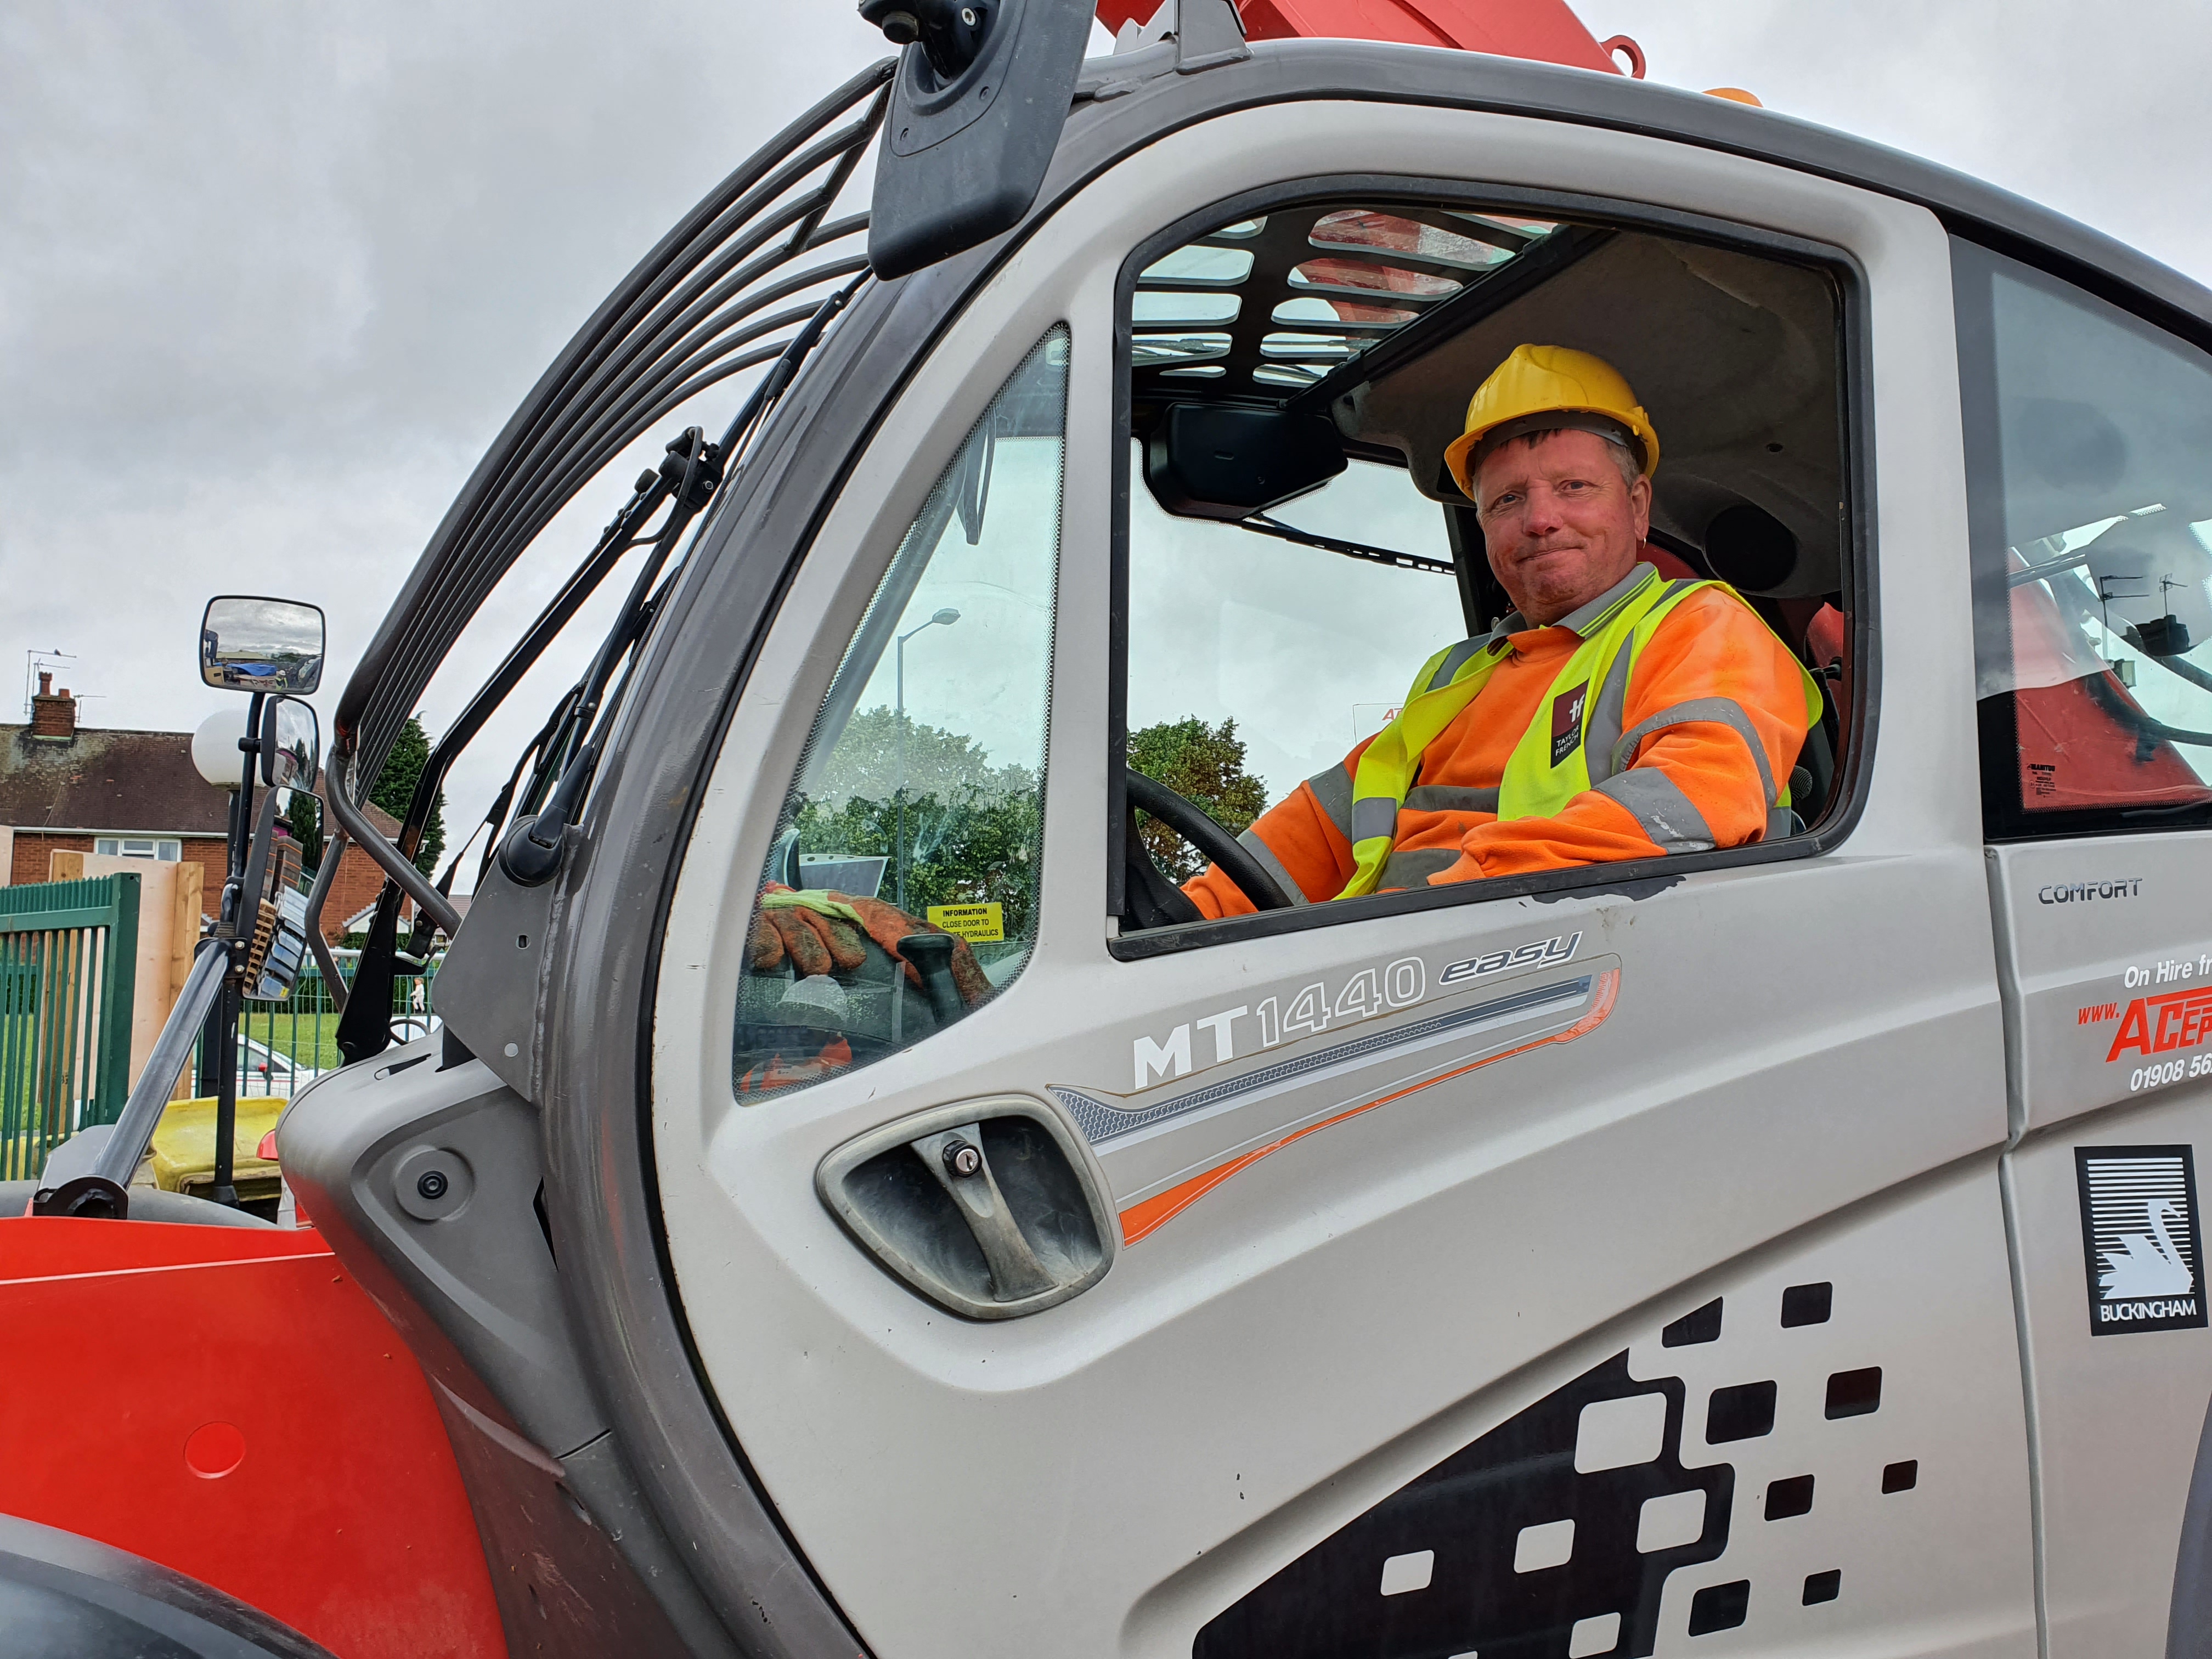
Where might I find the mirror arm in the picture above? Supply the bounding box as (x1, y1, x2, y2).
(326, 757, 463, 940)
(229, 692, 264, 887)
(301, 825, 351, 1014)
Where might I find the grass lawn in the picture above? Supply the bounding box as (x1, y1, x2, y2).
(236, 978, 433, 1076)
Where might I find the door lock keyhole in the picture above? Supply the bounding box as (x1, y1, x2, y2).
(817, 1099, 1116, 1320)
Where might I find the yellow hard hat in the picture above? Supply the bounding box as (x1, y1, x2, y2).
(1443, 344, 1661, 499)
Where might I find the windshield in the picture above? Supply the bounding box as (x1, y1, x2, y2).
(1126, 448, 1465, 799)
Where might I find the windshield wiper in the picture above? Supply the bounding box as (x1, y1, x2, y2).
(330, 274, 868, 1062)
(1237, 512, 1454, 575)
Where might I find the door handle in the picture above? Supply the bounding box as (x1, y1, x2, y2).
(817, 1097, 1117, 1319)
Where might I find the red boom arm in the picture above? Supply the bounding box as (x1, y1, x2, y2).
(1092, 0, 1641, 77)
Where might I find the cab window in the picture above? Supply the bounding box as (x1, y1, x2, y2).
(1116, 194, 1855, 935)
(730, 328, 1066, 1101)
(1957, 239, 2212, 834)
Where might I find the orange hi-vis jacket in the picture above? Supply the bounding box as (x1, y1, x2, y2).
(1184, 564, 1815, 919)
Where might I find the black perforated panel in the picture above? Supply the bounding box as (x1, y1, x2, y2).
(1192, 1352, 1732, 1659)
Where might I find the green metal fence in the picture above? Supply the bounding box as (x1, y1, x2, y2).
(224, 955, 441, 1097)
(0, 874, 140, 1179)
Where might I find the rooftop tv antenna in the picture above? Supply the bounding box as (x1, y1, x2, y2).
(22, 648, 76, 719)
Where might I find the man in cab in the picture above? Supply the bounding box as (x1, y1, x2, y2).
(1183, 345, 1823, 917)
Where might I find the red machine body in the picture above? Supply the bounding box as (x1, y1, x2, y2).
(0, 1218, 505, 1657)
(1092, 0, 1640, 77)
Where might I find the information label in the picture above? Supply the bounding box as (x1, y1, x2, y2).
(927, 902, 1004, 943)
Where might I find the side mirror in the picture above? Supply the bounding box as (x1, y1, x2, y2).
(261, 696, 320, 789)
(860, 0, 1095, 279)
(200, 595, 326, 695)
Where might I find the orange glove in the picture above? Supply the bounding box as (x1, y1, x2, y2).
(746, 884, 868, 978)
(833, 892, 992, 1007)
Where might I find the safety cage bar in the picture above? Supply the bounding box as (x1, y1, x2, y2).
(313, 60, 896, 1047)
(332, 58, 896, 808)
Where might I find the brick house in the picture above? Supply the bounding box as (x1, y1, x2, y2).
(0, 676, 407, 942)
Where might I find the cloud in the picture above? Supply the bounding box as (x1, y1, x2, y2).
(3, 0, 2208, 887)
(0, 1, 885, 867)
(1569, 0, 2212, 279)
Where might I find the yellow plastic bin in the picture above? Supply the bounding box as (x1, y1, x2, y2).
(150, 1096, 287, 1205)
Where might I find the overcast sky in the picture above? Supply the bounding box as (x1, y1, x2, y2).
(4, 1, 2209, 882)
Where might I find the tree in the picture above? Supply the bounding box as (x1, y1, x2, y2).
(787, 706, 1043, 934)
(802, 704, 1035, 809)
(284, 787, 324, 869)
(371, 714, 446, 876)
(791, 788, 1042, 937)
(1126, 715, 1270, 884)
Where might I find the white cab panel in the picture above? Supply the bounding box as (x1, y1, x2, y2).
(654, 99, 2023, 1659)
(1988, 838, 2212, 1134)
(2008, 1092, 2212, 1658)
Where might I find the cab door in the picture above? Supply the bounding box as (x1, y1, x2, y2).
(651, 100, 2035, 1659)
(1958, 237, 2212, 1658)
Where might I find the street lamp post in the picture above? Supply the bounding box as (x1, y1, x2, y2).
(893, 608, 961, 910)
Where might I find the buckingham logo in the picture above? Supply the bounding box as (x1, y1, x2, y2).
(2075, 1145, 2208, 1335)
(1550, 681, 1589, 768)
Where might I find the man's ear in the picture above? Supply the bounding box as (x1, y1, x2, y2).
(1628, 473, 1652, 542)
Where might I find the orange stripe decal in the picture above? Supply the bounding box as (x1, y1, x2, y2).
(1119, 968, 1619, 1245)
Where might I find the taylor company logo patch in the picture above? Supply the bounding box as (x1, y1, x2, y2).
(2075, 1146, 2208, 1335)
(1549, 681, 1589, 768)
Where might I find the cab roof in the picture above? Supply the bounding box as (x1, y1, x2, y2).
(1057, 36, 2212, 346)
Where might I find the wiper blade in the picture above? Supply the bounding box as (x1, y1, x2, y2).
(1238, 512, 1455, 575)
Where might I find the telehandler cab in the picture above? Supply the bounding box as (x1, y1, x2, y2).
(10, 2, 2212, 1656)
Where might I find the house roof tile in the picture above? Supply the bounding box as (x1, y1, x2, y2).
(0, 725, 401, 841)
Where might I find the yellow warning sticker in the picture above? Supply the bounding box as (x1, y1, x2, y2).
(927, 902, 1004, 943)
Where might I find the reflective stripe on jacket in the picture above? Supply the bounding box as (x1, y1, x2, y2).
(1184, 563, 1822, 919)
(1340, 564, 1820, 896)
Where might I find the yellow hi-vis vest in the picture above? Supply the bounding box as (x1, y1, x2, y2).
(1337, 566, 1824, 899)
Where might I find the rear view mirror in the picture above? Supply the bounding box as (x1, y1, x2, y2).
(200, 596, 326, 695)
(1145, 404, 1347, 521)
(261, 696, 320, 789)
(860, 0, 1095, 279)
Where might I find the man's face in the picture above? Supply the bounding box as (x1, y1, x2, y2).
(1473, 427, 1652, 628)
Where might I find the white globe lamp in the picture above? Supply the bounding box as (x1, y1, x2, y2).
(192, 707, 251, 791)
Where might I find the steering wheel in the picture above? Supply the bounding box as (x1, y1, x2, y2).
(1124, 768, 1293, 913)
